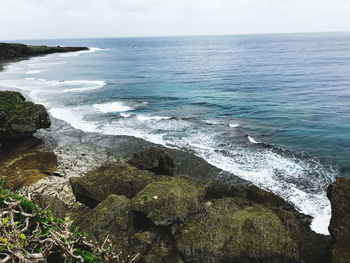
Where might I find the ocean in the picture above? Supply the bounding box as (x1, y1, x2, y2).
(1, 32, 350, 235)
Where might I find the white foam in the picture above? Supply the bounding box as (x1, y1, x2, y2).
(59, 47, 106, 57)
(229, 123, 240, 128)
(136, 115, 171, 121)
(248, 136, 259, 144)
(26, 70, 43, 74)
(93, 102, 132, 113)
(120, 113, 131, 118)
(49, 107, 97, 132)
(63, 80, 106, 92)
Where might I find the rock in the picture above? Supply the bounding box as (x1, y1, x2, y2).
(70, 162, 168, 208)
(131, 177, 205, 226)
(327, 177, 350, 263)
(176, 197, 300, 263)
(32, 194, 67, 219)
(205, 181, 332, 263)
(75, 194, 135, 254)
(128, 147, 175, 176)
(0, 91, 51, 141)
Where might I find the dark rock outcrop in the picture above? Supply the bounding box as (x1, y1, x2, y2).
(327, 177, 350, 263)
(0, 91, 51, 141)
(70, 162, 169, 208)
(72, 159, 332, 263)
(128, 147, 175, 176)
(0, 43, 88, 61)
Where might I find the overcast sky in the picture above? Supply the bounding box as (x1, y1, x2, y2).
(1, 0, 349, 40)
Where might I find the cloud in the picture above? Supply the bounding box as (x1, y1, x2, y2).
(0, 0, 349, 40)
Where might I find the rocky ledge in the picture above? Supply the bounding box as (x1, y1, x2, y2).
(0, 42, 88, 61)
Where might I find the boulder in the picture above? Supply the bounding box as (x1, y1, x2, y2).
(75, 194, 135, 254)
(176, 197, 300, 263)
(128, 147, 175, 176)
(327, 177, 350, 263)
(70, 162, 168, 208)
(0, 91, 51, 141)
(205, 181, 332, 263)
(131, 177, 204, 226)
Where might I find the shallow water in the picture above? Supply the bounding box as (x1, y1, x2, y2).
(1, 32, 350, 234)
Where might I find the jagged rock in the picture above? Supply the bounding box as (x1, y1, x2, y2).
(128, 147, 175, 176)
(32, 194, 67, 219)
(327, 177, 350, 263)
(176, 197, 300, 263)
(0, 91, 51, 141)
(70, 162, 168, 208)
(131, 177, 205, 226)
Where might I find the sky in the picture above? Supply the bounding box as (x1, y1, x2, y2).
(0, 0, 350, 40)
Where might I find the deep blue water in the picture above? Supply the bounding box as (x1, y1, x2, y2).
(1, 32, 350, 234)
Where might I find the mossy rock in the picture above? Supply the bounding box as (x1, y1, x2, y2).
(176, 197, 300, 263)
(327, 177, 350, 263)
(128, 147, 175, 176)
(70, 162, 169, 208)
(205, 181, 289, 208)
(0, 91, 51, 141)
(75, 194, 135, 254)
(131, 177, 205, 226)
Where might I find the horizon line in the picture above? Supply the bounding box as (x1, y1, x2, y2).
(1, 30, 349, 42)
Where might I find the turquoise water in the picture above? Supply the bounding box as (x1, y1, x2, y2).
(1, 32, 350, 234)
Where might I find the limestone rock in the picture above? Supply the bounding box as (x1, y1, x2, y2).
(128, 147, 175, 176)
(327, 177, 350, 263)
(131, 177, 204, 226)
(70, 162, 168, 208)
(0, 91, 51, 141)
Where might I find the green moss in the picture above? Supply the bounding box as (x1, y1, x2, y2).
(131, 177, 205, 225)
(0, 91, 44, 119)
(176, 197, 300, 262)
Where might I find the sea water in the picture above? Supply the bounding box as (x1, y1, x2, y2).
(1, 32, 350, 234)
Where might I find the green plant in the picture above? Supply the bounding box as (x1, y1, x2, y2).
(0, 180, 135, 262)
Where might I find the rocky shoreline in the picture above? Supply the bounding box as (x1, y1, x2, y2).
(0, 51, 349, 262)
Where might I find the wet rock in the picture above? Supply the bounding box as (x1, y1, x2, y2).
(176, 197, 300, 263)
(70, 162, 168, 208)
(131, 177, 205, 226)
(128, 147, 175, 176)
(327, 177, 350, 263)
(0, 91, 51, 141)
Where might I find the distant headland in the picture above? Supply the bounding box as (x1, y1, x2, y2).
(0, 42, 88, 61)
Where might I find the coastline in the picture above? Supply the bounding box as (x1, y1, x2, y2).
(0, 50, 328, 231)
(4, 47, 350, 262)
